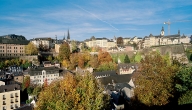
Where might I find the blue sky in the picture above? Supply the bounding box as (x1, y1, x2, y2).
(0, 0, 192, 41)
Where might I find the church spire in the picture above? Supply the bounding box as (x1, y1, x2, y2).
(63, 33, 65, 40)
(67, 29, 70, 40)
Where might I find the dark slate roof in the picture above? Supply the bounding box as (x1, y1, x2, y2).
(98, 74, 132, 85)
(117, 63, 138, 70)
(15, 104, 33, 110)
(93, 71, 117, 77)
(164, 34, 180, 38)
(0, 83, 20, 93)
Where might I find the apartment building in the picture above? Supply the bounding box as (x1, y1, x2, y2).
(30, 37, 53, 49)
(27, 67, 62, 85)
(0, 83, 20, 110)
(84, 36, 116, 49)
(0, 34, 29, 58)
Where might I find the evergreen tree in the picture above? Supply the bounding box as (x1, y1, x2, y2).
(124, 55, 130, 63)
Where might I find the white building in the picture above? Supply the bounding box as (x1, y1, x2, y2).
(31, 37, 53, 49)
(28, 67, 62, 85)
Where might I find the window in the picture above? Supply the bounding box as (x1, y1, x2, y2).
(3, 106, 6, 110)
(3, 95, 6, 99)
(10, 105, 13, 109)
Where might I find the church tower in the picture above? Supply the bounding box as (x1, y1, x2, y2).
(67, 29, 70, 41)
(161, 26, 164, 36)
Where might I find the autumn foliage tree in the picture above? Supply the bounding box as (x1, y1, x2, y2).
(22, 76, 30, 91)
(35, 72, 110, 110)
(98, 51, 112, 64)
(25, 42, 38, 55)
(58, 42, 71, 61)
(134, 51, 179, 106)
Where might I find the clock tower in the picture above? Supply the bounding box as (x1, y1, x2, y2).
(161, 26, 164, 36)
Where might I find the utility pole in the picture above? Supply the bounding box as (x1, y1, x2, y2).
(164, 20, 171, 35)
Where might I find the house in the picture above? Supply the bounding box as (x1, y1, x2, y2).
(0, 83, 21, 110)
(117, 63, 137, 75)
(42, 61, 60, 68)
(27, 67, 63, 85)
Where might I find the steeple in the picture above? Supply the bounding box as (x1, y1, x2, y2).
(67, 29, 70, 40)
(178, 29, 180, 35)
(63, 33, 65, 40)
(161, 26, 164, 36)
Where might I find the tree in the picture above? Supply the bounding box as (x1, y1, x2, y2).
(22, 76, 30, 91)
(35, 72, 110, 110)
(88, 55, 99, 68)
(25, 42, 38, 55)
(69, 53, 78, 70)
(47, 55, 53, 62)
(78, 53, 85, 68)
(134, 51, 179, 106)
(98, 51, 112, 64)
(116, 37, 124, 46)
(97, 62, 117, 72)
(71, 40, 78, 53)
(124, 55, 130, 63)
(133, 52, 142, 63)
(58, 42, 71, 61)
(175, 66, 192, 105)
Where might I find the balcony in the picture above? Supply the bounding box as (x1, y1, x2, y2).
(3, 97, 6, 100)
(10, 95, 14, 98)
(3, 102, 6, 105)
(15, 100, 18, 102)
(11, 107, 14, 109)
(15, 94, 18, 97)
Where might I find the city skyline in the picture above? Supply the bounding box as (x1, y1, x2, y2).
(0, 0, 192, 41)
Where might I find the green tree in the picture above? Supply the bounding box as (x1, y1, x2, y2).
(134, 51, 179, 106)
(35, 72, 110, 110)
(124, 55, 130, 63)
(97, 62, 117, 72)
(175, 66, 192, 105)
(25, 42, 38, 55)
(58, 42, 70, 61)
(71, 40, 78, 53)
(134, 52, 142, 63)
(47, 55, 53, 62)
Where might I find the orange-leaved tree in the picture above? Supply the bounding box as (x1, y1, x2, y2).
(35, 72, 110, 110)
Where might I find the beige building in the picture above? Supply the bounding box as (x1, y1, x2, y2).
(142, 27, 190, 48)
(0, 83, 20, 110)
(0, 34, 29, 58)
(84, 36, 116, 49)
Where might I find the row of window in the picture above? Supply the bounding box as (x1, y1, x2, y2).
(2, 104, 19, 110)
(0, 54, 24, 56)
(2, 93, 18, 98)
(34, 74, 59, 79)
(34, 78, 58, 82)
(0, 50, 24, 53)
(0, 46, 24, 49)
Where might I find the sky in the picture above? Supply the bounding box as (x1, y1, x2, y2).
(0, 0, 192, 41)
